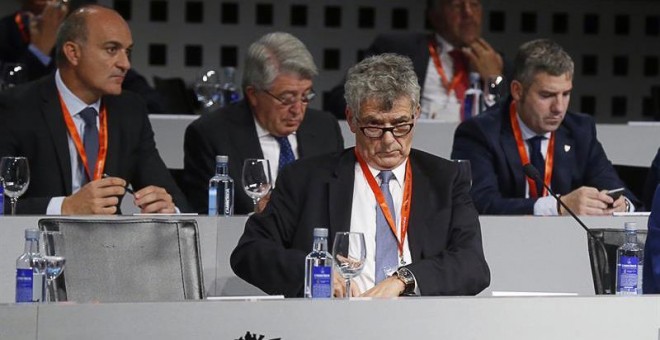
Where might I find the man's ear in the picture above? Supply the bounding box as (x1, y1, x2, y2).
(346, 107, 358, 133)
(62, 41, 80, 66)
(245, 86, 258, 108)
(510, 80, 523, 102)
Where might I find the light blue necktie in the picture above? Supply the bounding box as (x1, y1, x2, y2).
(79, 107, 99, 182)
(375, 170, 399, 283)
(275, 136, 296, 171)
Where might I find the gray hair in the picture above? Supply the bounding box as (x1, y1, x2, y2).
(514, 39, 574, 88)
(242, 32, 318, 91)
(344, 53, 420, 121)
(55, 5, 91, 66)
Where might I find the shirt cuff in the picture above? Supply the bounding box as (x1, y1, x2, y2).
(533, 196, 559, 216)
(46, 197, 65, 215)
(28, 44, 52, 66)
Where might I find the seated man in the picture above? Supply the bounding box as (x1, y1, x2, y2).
(0, 0, 165, 112)
(0, 5, 187, 214)
(183, 32, 344, 215)
(325, 0, 509, 121)
(643, 185, 660, 293)
(451, 39, 640, 215)
(231, 53, 490, 297)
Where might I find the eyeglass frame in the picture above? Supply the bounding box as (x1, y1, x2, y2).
(355, 120, 415, 139)
(263, 89, 317, 106)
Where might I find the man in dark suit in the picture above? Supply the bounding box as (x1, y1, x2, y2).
(451, 39, 639, 215)
(325, 0, 507, 121)
(231, 54, 489, 298)
(183, 32, 344, 215)
(644, 148, 660, 210)
(0, 0, 165, 113)
(0, 5, 187, 214)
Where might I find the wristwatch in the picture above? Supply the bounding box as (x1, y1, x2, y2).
(393, 267, 415, 295)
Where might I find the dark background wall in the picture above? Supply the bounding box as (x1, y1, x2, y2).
(2, 0, 659, 122)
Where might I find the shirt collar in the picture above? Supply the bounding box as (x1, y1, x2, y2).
(55, 70, 101, 117)
(435, 33, 458, 54)
(252, 114, 297, 139)
(516, 113, 551, 140)
(364, 158, 408, 188)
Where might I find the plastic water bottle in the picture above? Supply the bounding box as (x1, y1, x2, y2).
(304, 228, 333, 298)
(208, 155, 234, 216)
(615, 222, 644, 295)
(222, 67, 241, 105)
(462, 72, 483, 120)
(16, 229, 45, 303)
(0, 185, 4, 215)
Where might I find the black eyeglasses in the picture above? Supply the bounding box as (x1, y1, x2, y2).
(263, 89, 316, 106)
(358, 123, 415, 139)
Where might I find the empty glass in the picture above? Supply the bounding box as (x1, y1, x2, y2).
(0, 156, 30, 215)
(41, 231, 66, 302)
(0, 63, 26, 90)
(453, 159, 472, 190)
(242, 159, 272, 211)
(332, 232, 366, 298)
(193, 69, 223, 112)
(484, 75, 505, 104)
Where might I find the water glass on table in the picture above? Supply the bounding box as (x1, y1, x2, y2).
(242, 159, 272, 212)
(0, 156, 30, 215)
(332, 232, 366, 298)
(41, 231, 66, 302)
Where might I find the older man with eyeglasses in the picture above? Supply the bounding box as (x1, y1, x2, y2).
(183, 32, 344, 215)
(231, 53, 490, 298)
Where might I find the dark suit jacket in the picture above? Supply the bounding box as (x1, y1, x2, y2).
(183, 100, 344, 215)
(230, 148, 490, 297)
(643, 185, 660, 293)
(324, 32, 512, 119)
(451, 97, 640, 214)
(644, 148, 660, 210)
(0, 75, 189, 214)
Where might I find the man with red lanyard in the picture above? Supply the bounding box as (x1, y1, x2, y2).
(231, 54, 489, 298)
(324, 0, 507, 122)
(0, 5, 187, 214)
(451, 39, 641, 215)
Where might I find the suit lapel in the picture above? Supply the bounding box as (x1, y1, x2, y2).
(232, 103, 264, 159)
(407, 153, 428, 262)
(328, 150, 355, 238)
(500, 107, 526, 196)
(102, 96, 122, 177)
(551, 125, 574, 194)
(40, 77, 73, 194)
(295, 115, 317, 158)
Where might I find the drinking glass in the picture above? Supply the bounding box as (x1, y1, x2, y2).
(453, 159, 472, 190)
(0, 63, 26, 90)
(41, 231, 66, 302)
(332, 232, 366, 298)
(484, 75, 505, 104)
(0, 156, 30, 215)
(193, 69, 223, 112)
(242, 159, 272, 211)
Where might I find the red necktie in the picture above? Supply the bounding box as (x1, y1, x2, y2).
(449, 50, 469, 101)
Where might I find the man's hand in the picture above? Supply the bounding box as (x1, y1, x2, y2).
(462, 38, 504, 79)
(361, 276, 404, 298)
(29, 1, 68, 56)
(559, 186, 618, 215)
(255, 192, 271, 213)
(333, 269, 361, 298)
(133, 185, 176, 213)
(61, 176, 126, 215)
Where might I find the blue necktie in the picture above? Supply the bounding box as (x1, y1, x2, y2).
(375, 170, 399, 284)
(275, 136, 295, 171)
(527, 136, 545, 197)
(79, 107, 99, 181)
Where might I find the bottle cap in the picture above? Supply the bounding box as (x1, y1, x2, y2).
(624, 222, 637, 231)
(469, 72, 480, 83)
(215, 155, 228, 164)
(313, 228, 328, 238)
(25, 228, 40, 240)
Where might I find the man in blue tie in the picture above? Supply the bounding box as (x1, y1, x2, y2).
(231, 54, 489, 298)
(0, 5, 187, 214)
(451, 39, 640, 215)
(183, 32, 344, 215)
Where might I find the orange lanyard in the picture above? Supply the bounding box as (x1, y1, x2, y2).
(355, 149, 412, 261)
(427, 39, 467, 97)
(14, 13, 29, 44)
(509, 101, 555, 198)
(58, 93, 109, 181)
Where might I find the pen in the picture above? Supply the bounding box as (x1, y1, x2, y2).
(102, 173, 135, 195)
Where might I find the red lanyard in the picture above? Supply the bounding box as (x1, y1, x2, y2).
(58, 93, 108, 181)
(509, 101, 555, 198)
(427, 39, 467, 99)
(355, 149, 412, 260)
(14, 13, 29, 44)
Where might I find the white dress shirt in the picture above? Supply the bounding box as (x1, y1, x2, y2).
(350, 160, 412, 294)
(253, 116, 299, 183)
(420, 34, 463, 122)
(46, 70, 101, 215)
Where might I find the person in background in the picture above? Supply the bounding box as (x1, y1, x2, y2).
(0, 0, 166, 112)
(325, 0, 509, 121)
(451, 39, 640, 215)
(183, 32, 344, 215)
(231, 53, 489, 298)
(0, 5, 187, 214)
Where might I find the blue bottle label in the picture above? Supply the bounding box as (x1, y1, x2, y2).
(0, 185, 4, 215)
(208, 187, 217, 215)
(16, 268, 33, 302)
(311, 265, 332, 298)
(617, 255, 639, 292)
